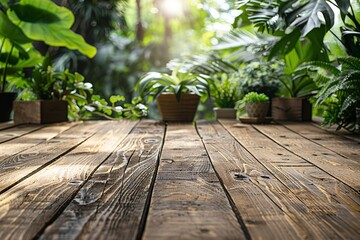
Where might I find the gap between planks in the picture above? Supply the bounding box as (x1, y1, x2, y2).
(39, 120, 165, 240)
(143, 123, 247, 240)
(0, 120, 138, 240)
(215, 119, 360, 239)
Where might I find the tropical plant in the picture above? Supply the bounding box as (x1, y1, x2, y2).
(17, 60, 147, 121)
(242, 91, 270, 119)
(235, 0, 338, 58)
(243, 92, 269, 103)
(0, 0, 96, 93)
(167, 53, 238, 75)
(302, 56, 360, 131)
(137, 65, 209, 103)
(238, 59, 282, 98)
(209, 73, 242, 108)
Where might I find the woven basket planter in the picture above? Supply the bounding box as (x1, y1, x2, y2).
(245, 102, 269, 119)
(157, 93, 200, 122)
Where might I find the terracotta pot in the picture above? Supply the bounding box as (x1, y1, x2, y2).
(272, 97, 312, 121)
(14, 100, 68, 124)
(245, 102, 269, 119)
(0, 92, 16, 122)
(213, 108, 237, 119)
(157, 93, 200, 122)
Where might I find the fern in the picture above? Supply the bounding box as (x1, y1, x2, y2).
(306, 56, 360, 132)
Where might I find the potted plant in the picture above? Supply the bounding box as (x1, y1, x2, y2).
(137, 65, 209, 122)
(0, 0, 96, 122)
(238, 59, 282, 118)
(210, 73, 241, 119)
(240, 92, 271, 123)
(14, 59, 148, 123)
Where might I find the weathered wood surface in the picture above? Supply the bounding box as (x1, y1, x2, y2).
(0, 124, 43, 143)
(0, 122, 76, 162)
(41, 120, 164, 240)
(0, 122, 97, 193)
(0, 121, 16, 131)
(216, 120, 360, 239)
(0, 120, 359, 240)
(253, 122, 360, 192)
(143, 123, 246, 240)
(0, 120, 137, 240)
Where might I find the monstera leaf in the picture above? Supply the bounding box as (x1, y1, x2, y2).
(279, 0, 334, 37)
(6, 0, 96, 58)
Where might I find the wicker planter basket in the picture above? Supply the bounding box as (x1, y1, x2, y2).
(157, 93, 200, 122)
(245, 102, 269, 119)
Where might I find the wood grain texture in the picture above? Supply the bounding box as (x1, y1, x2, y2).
(0, 121, 16, 131)
(0, 122, 76, 163)
(0, 122, 97, 193)
(253, 123, 360, 192)
(282, 122, 360, 162)
(0, 124, 43, 143)
(219, 119, 360, 239)
(41, 120, 164, 240)
(197, 120, 304, 239)
(0, 120, 137, 240)
(143, 123, 246, 240)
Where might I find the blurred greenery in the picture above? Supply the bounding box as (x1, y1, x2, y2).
(2, 0, 358, 128)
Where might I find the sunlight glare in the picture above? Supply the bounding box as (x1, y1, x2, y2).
(160, 0, 183, 17)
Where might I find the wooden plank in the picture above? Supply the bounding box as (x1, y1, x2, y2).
(253, 123, 360, 192)
(0, 120, 137, 240)
(0, 121, 16, 131)
(40, 120, 164, 240)
(218, 120, 360, 239)
(312, 117, 360, 143)
(0, 124, 43, 143)
(143, 123, 246, 240)
(282, 122, 360, 161)
(197, 120, 304, 239)
(0, 122, 77, 163)
(0, 122, 99, 193)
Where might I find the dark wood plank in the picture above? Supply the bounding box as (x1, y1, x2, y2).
(0, 120, 137, 240)
(253, 123, 360, 192)
(281, 122, 360, 162)
(312, 117, 360, 143)
(40, 120, 164, 240)
(0, 121, 16, 131)
(0, 122, 98, 193)
(0, 124, 43, 143)
(197, 120, 305, 239)
(143, 123, 246, 240)
(218, 119, 360, 239)
(0, 122, 76, 163)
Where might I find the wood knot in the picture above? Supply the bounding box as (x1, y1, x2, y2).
(234, 173, 247, 180)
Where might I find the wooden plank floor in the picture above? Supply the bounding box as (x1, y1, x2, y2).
(0, 120, 359, 240)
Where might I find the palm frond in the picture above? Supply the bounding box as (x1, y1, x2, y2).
(211, 29, 276, 51)
(167, 54, 237, 75)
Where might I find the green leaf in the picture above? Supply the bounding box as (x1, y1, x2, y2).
(269, 29, 301, 59)
(0, 11, 30, 43)
(285, 0, 334, 37)
(110, 95, 125, 104)
(7, 0, 96, 58)
(334, 0, 350, 15)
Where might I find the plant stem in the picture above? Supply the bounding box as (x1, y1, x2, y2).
(0, 37, 5, 93)
(2, 41, 14, 93)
